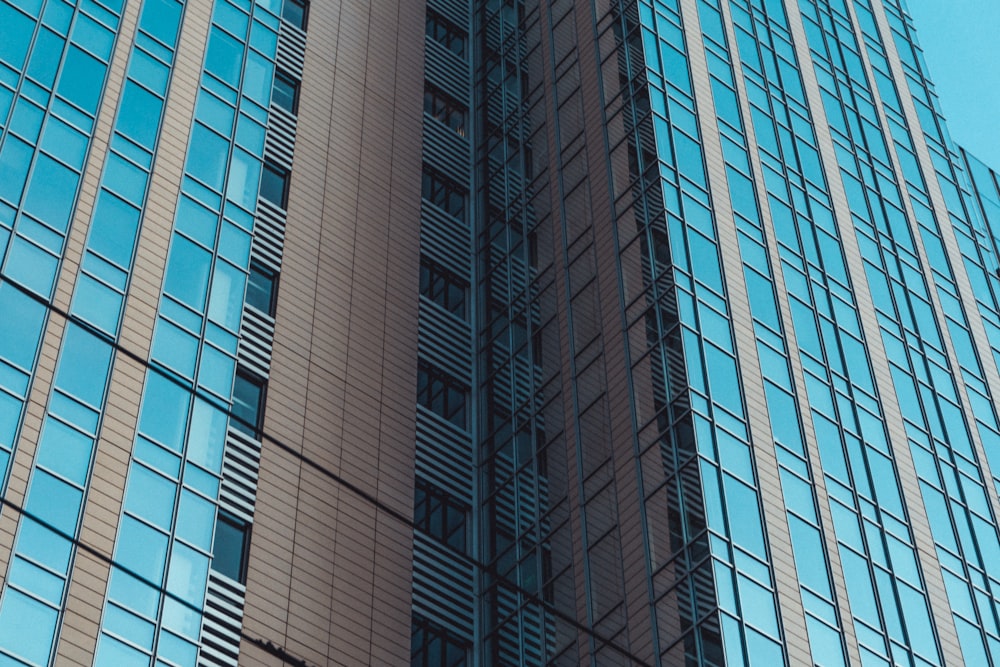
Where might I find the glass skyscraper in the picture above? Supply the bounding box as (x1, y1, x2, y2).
(1, 0, 999, 664)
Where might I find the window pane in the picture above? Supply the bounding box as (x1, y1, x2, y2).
(57, 45, 107, 115)
(55, 324, 113, 407)
(211, 511, 248, 582)
(272, 73, 298, 113)
(164, 235, 212, 312)
(23, 153, 79, 233)
(259, 162, 288, 207)
(282, 0, 305, 29)
(246, 264, 275, 314)
(0, 283, 47, 370)
(231, 373, 263, 436)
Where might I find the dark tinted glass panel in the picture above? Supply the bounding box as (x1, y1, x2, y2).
(231, 373, 264, 436)
(282, 0, 306, 29)
(425, 10, 464, 57)
(246, 264, 276, 315)
(211, 511, 248, 583)
(411, 614, 468, 667)
(414, 478, 467, 552)
(419, 258, 467, 318)
(259, 162, 288, 208)
(423, 84, 466, 135)
(416, 361, 467, 428)
(272, 72, 298, 114)
(421, 169, 465, 220)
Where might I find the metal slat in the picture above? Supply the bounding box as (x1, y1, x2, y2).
(198, 572, 247, 667)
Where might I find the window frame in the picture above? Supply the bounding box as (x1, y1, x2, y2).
(231, 371, 265, 438)
(281, 0, 308, 30)
(211, 510, 250, 584)
(246, 263, 278, 316)
(271, 70, 300, 115)
(259, 162, 289, 209)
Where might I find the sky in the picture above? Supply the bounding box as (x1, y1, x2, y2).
(904, 0, 1000, 169)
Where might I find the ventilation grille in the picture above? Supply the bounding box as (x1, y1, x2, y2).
(219, 427, 263, 524)
(197, 571, 247, 667)
(276, 22, 306, 78)
(265, 105, 297, 169)
(251, 198, 288, 273)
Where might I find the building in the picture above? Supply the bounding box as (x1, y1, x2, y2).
(1, 0, 1000, 664)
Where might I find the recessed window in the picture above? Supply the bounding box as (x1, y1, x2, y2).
(232, 371, 264, 437)
(417, 361, 467, 429)
(211, 510, 249, 583)
(272, 71, 299, 114)
(411, 613, 468, 667)
(281, 0, 307, 30)
(424, 84, 466, 136)
(420, 257, 467, 318)
(259, 162, 289, 209)
(246, 264, 277, 316)
(425, 9, 465, 58)
(414, 478, 468, 553)
(421, 168, 465, 220)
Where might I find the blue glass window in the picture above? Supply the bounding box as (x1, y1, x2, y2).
(57, 45, 106, 115)
(140, 0, 183, 46)
(282, 0, 306, 30)
(187, 123, 229, 191)
(0, 5, 35, 71)
(117, 81, 162, 149)
(259, 162, 288, 208)
(0, 284, 47, 370)
(164, 235, 212, 312)
(89, 191, 141, 268)
(55, 325, 113, 408)
(0, 589, 58, 666)
(138, 371, 190, 451)
(36, 418, 93, 486)
(23, 154, 79, 233)
(205, 27, 244, 88)
(231, 372, 263, 437)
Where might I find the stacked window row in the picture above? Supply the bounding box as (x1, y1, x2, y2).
(623, 1, 787, 663)
(411, 0, 476, 664)
(800, 0, 1000, 662)
(694, 0, 852, 663)
(726, 1, 946, 664)
(0, 0, 186, 664)
(477, 0, 571, 663)
(0, 0, 124, 500)
(879, 0, 1000, 504)
(91, 0, 291, 664)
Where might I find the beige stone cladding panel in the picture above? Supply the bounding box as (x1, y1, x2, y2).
(241, 0, 425, 664)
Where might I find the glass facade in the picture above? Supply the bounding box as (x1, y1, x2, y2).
(3, 0, 1000, 665)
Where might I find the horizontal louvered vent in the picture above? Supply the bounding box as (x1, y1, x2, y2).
(414, 407, 474, 505)
(198, 571, 247, 667)
(417, 298, 472, 381)
(219, 427, 262, 524)
(237, 306, 275, 380)
(252, 199, 287, 273)
(411, 531, 475, 640)
(422, 113, 471, 184)
(424, 39, 469, 101)
(427, 0, 468, 27)
(265, 105, 297, 169)
(276, 22, 306, 78)
(420, 200, 471, 276)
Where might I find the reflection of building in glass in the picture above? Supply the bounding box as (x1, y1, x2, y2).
(2, 0, 1000, 665)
